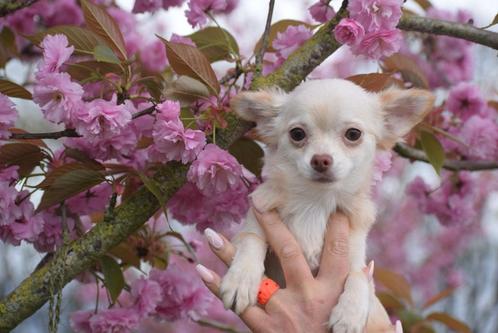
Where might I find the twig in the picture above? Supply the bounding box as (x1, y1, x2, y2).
(254, 0, 276, 74)
(398, 15, 498, 50)
(394, 143, 498, 171)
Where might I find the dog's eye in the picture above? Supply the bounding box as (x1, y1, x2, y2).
(289, 127, 306, 142)
(345, 128, 362, 142)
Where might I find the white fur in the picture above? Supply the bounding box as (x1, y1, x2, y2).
(224, 79, 434, 331)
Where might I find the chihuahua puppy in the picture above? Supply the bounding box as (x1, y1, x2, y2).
(224, 79, 434, 332)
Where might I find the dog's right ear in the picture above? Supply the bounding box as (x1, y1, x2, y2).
(231, 88, 287, 145)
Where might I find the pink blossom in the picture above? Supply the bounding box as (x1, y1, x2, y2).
(372, 150, 392, 184)
(163, 0, 186, 9)
(150, 263, 212, 320)
(170, 33, 196, 47)
(107, 7, 141, 56)
(89, 308, 140, 333)
(348, 0, 403, 31)
(66, 183, 113, 216)
(169, 181, 249, 232)
(457, 115, 498, 160)
(44, 0, 84, 27)
(351, 29, 402, 60)
(273, 25, 313, 60)
(33, 209, 76, 252)
(334, 18, 365, 45)
(187, 143, 243, 194)
(140, 40, 167, 72)
(38, 34, 74, 75)
(185, 0, 237, 28)
(74, 97, 133, 138)
(0, 93, 17, 139)
(133, 0, 162, 13)
(33, 72, 84, 125)
(309, 0, 335, 23)
(151, 100, 206, 163)
(446, 82, 485, 121)
(130, 277, 163, 317)
(70, 310, 93, 333)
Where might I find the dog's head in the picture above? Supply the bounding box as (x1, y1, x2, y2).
(231, 79, 434, 189)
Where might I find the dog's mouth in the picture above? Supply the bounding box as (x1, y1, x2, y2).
(311, 174, 336, 183)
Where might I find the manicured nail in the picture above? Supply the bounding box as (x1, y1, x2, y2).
(196, 264, 214, 283)
(204, 228, 223, 249)
(368, 260, 375, 282)
(395, 320, 403, 333)
(250, 197, 264, 215)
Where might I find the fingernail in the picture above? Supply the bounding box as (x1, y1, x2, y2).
(368, 260, 375, 282)
(204, 228, 223, 249)
(395, 320, 403, 333)
(250, 197, 264, 215)
(196, 264, 214, 283)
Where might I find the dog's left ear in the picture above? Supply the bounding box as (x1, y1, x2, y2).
(230, 88, 287, 145)
(378, 88, 435, 149)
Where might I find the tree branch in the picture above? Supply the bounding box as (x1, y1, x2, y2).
(394, 143, 498, 171)
(398, 15, 498, 50)
(254, 0, 276, 74)
(0, 0, 38, 16)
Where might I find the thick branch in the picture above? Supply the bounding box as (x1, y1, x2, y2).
(394, 143, 498, 171)
(398, 15, 498, 50)
(0, 0, 38, 16)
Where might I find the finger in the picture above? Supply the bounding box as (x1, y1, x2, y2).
(204, 228, 236, 267)
(195, 264, 271, 330)
(317, 212, 350, 282)
(252, 205, 313, 288)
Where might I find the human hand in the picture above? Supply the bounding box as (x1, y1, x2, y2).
(196, 208, 401, 333)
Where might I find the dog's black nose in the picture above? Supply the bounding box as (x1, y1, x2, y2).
(311, 154, 333, 173)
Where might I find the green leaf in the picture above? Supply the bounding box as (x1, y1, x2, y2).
(38, 168, 105, 210)
(374, 267, 413, 305)
(254, 19, 315, 53)
(138, 172, 167, 205)
(159, 36, 220, 95)
(99, 255, 125, 303)
(27, 26, 102, 55)
(381, 53, 429, 89)
(0, 143, 44, 177)
(81, 0, 127, 60)
(165, 76, 210, 105)
(376, 291, 405, 311)
(93, 44, 121, 64)
(420, 130, 445, 175)
(228, 138, 264, 177)
(0, 27, 17, 68)
(138, 76, 163, 102)
(481, 13, 498, 29)
(0, 79, 32, 100)
(426, 312, 471, 333)
(347, 73, 402, 92)
(66, 60, 122, 82)
(187, 27, 239, 63)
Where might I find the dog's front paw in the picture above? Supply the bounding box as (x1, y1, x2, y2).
(328, 272, 370, 333)
(220, 263, 263, 314)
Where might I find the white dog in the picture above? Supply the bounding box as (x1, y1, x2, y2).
(223, 79, 434, 332)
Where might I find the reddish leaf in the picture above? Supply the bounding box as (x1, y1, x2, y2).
(0, 79, 32, 100)
(81, 0, 127, 60)
(381, 54, 429, 89)
(374, 267, 413, 305)
(38, 168, 105, 210)
(0, 27, 17, 68)
(159, 36, 220, 95)
(63, 149, 105, 171)
(187, 27, 239, 62)
(423, 287, 456, 309)
(165, 76, 210, 105)
(347, 73, 401, 92)
(228, 138, 263, 177)
(109, 242, 141, 268)
(27, 26, 102, 56)
(66, 60, 122, 82)
(426, 312, 471, 333)
(38, 163, 91, 189)
(414, 0, 432, 10)
(0, 143, 44, 177)
(376, 291, 405, 311)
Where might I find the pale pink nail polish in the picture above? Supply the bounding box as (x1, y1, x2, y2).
(196, 264, 214, 283)
(395, 320, 403, 333)
(204, 228, 223, 249)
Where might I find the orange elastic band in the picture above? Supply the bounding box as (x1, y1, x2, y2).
(257, 278, 280, 305)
